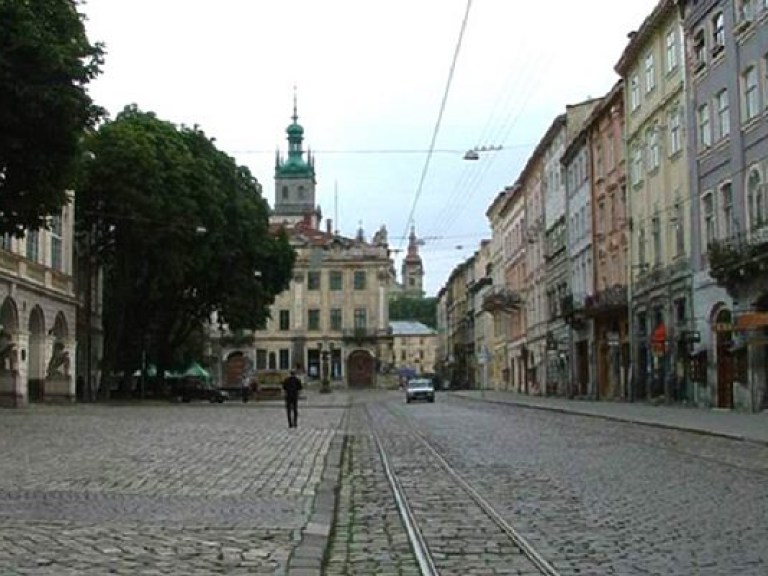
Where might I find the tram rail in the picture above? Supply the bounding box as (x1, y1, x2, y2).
(365, 402, 561, 576)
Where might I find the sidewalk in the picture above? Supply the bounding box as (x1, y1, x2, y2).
(450, 390, 768, 445)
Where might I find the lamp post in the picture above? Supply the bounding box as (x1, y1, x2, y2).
(320, 341, 331, 393)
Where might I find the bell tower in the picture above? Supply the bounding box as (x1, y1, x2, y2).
(401, 225, 425, 297)
(273, 90, 319, 227)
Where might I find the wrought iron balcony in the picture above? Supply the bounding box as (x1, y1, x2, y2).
(585, 284, 628, 316)
(708, 227, 768, 295)
(481, 287, 523, 313)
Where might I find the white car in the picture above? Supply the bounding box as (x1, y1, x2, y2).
(405, 378, 435, 403)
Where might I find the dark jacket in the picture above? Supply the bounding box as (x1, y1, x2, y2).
(282, 374, 302, 401)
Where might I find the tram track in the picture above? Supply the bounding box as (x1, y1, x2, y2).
(365, 401, 560, 576)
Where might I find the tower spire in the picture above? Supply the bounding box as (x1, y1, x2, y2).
(292, 84, 298, 123)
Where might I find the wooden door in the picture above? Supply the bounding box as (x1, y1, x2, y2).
(347, 350, 374, 388)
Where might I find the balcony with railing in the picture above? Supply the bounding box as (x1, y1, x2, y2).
(481, 287, 523, 314)
(342, 327, 392, 342)
(584, 284, 628, 316)
(708, 227, 768, 295)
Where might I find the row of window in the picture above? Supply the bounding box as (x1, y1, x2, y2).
(629, 26, 681, 112)
(702, 167, 768, 247)
(636, 201, 687, 268)
(274, 307, 369, 331)
(1, 214, 64, 272)
(696, 56, 768, 152)
(629, 107, 683, 187)
(693, 0, 768, 72)
(306, 269, 368, 291)
(254, 348, 343, 376)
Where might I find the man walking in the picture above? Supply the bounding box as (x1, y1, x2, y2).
(282, 370, 302, 428)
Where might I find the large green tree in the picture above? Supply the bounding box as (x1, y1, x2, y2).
(389, 296, 437, 328)
(78, 106, 295, 381)
(0, 0, 103, 236)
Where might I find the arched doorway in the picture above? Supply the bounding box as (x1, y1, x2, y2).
(44, 312, 72, 402)
(0, 297, 20, 406)
(346, 350, 374, 388)
(28, 306, 46, 402)
(714, 308, 733, 408)
(223, 351, 251, 388)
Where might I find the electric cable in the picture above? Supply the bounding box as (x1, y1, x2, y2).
(397, 0, 474, 253)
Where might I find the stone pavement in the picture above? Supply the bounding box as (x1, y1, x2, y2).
(450, 389, 768, 444)
(0, 391, 352, 576)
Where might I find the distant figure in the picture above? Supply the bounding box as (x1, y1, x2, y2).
(282, 370, 303, 428)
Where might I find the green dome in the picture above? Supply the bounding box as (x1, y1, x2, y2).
(287, 122, 304, 136)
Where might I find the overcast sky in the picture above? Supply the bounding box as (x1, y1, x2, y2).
(81, 0, 660, 297)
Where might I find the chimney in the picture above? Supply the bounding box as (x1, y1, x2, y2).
(326, 218, 332, 234)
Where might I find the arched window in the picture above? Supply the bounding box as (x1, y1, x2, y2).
(282, 186, 289, 200)
(297, 185, 305, 199)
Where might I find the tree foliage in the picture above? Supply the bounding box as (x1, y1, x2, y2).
(77, 106, 295, 376)
(389, 296, 437, 329)
(0, 0, 103, 236)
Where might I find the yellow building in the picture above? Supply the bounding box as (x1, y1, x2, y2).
(615, 0, 690, 401)
(219, 102, 394, 388)
(389, 321, 437, 377)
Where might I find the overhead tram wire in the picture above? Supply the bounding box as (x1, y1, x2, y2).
(428, 50, 555, 241)
(397, 0, 474, 254)
(424, 43, 545, 241)
(423, 41, 541, 238)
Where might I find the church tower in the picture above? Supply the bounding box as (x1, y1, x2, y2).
(273, 91, 320, 228)
(401, 225, 425, 297)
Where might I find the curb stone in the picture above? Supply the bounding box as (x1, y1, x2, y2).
(285, 412, 348, 575)
(451, 392, 768, 447)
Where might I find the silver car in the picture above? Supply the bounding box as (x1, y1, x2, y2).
(405, 378, 435, 403)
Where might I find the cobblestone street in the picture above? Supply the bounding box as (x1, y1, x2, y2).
(2, 392, 767, 575)
(0, 401, 344, 575)
(326, 391, 768, 575)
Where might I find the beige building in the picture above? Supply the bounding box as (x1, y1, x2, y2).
(616, 0, 690, 401)
(218, 103, 395, 388)
(389, 321, 437, 376)
(0, 197, 78, 406)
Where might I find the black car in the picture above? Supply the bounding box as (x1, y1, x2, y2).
(172, 379, 228, 403)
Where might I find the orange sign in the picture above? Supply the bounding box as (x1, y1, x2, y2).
(736, 312, 768, 331)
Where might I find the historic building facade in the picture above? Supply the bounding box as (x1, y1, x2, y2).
(0, 198, 78, 406)
(616, 0, 692, 403)
(542, 114, 569, 396)
(389, 321, 437, 376)
(586, 81, 631, 401)
(683, 0, 768, 411)
(219, 103, 394, 388)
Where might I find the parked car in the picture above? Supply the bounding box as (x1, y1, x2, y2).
(172, 378, 228, 403)
(405, 378, 435, 403)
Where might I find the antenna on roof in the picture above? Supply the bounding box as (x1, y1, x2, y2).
(334, 180, 339, 235)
